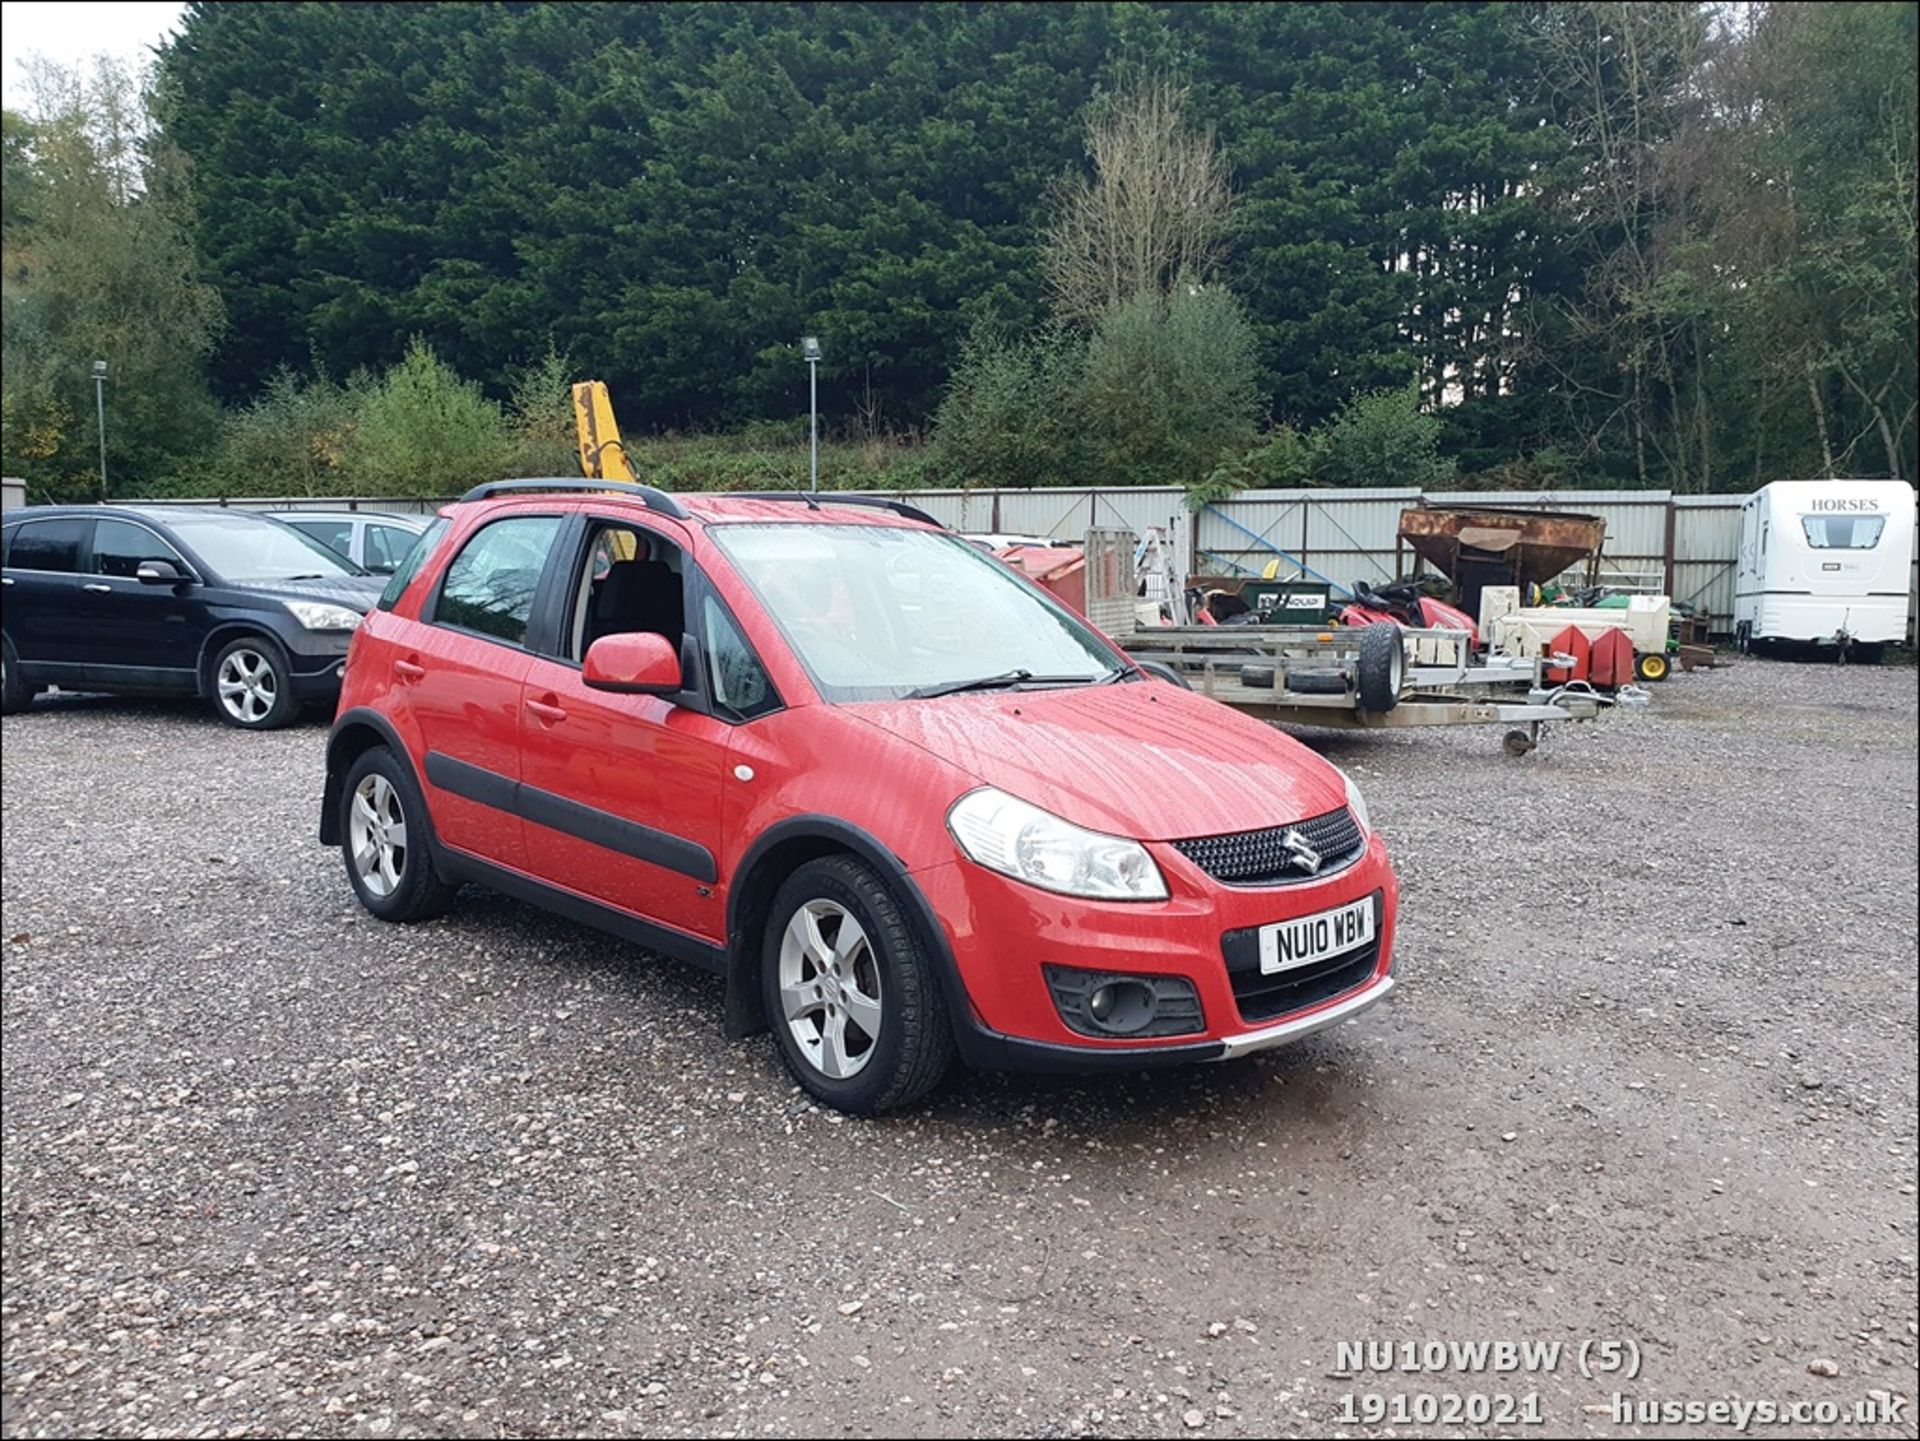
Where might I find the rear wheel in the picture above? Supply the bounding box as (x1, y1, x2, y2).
(762, 856, 953, 1115)
(1635, 651, 1670, 682)
(211, 635, 298, 729)
(339, 746, 457, 922)
(1, 637, 31, 715)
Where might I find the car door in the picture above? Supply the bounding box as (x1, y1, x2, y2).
(2, 516, 93, 674)
(76, 516, 205, 687)
(402, 511, 570, 873)
(514, 514, 739, 944)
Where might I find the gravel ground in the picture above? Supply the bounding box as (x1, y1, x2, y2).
(3, 658, 1916, 1439)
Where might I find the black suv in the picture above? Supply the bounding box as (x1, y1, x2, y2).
(1, 505, 388, 729)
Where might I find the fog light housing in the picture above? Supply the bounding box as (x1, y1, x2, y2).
(1044, 966, 1203, 1039)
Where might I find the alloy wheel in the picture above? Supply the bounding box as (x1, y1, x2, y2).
(348, 772, 408, 898)
(778, 899, 884, 1079)
(217, 647, 278, 724)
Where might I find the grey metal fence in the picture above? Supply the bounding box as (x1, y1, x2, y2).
(112, 485, 1917, 637)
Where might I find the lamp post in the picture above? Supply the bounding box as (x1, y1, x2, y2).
(92, 360, 108, 500)
(801, 336, 821, 493)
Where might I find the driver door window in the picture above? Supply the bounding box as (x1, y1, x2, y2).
(566, 523, 686, 662)
(89, 519, 189, 578)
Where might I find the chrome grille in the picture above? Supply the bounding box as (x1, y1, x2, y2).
(1171, 807, 1365, 885)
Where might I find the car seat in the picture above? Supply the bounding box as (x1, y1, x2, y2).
(585, 558, 685, 652)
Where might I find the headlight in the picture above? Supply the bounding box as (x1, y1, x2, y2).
(1336, 765, 1372, 834)
(285, 600, 363, 631)
(946, 788, 1168, 901)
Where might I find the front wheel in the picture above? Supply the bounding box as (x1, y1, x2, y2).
(762, 856, 953, 1115)
(211, 636, 298, 729)
(1635, 651, 1670, 682)
(339, 747, 457, 922)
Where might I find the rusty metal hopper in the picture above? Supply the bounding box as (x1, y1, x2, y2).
(1398, 506, 1607, 615)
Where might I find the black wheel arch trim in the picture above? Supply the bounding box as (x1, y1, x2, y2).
(321, 708, 434, 850)
(722, 815, 976, 1044)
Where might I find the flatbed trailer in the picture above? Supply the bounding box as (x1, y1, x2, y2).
(1081, 529, 1601, 753)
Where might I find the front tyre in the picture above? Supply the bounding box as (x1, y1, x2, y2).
(762, 856, 953, 1115)
(211, 635, 298, 729)
(339, 746, 457, 922)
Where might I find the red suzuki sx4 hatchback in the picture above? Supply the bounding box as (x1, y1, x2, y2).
(322, 482, 1399, 1113)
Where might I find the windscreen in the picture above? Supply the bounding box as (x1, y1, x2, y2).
(709, 523, 1122, 701)
(1800, 514, 1886, 549)
(166, 512, 365, 581)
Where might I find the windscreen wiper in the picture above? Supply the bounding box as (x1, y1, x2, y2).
(908, 668, 1107, 699)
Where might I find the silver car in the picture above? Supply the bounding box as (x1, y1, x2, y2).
(276, 511, 428, 575)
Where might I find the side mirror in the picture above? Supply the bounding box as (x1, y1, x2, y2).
(136, 560, 190, 585)
(583, 631, 682, 696)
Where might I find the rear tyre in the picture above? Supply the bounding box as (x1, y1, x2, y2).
(339, 746, 457, 922)
(211, 635, 298, 730)
(1355, 622, 1404, 713)
(1, 637, 31, 715)
(762, 855, 953, 1116)
(1634, 652, 1670, 682)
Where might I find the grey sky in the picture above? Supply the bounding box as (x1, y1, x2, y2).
(2, 0, 186, 110)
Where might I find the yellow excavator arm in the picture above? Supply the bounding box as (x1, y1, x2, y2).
(572, 380, 637, 483)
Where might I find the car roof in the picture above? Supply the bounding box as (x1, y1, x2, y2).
(274, 509, 425, 523)
(443, 481, 942, 531)
(4, 504, 255, 524)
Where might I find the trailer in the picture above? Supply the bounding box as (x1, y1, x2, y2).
(1081, 530, 1605, 755)
(1733, 479, 1916, 660)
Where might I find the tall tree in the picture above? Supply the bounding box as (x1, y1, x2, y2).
(1, 58, 224, 499)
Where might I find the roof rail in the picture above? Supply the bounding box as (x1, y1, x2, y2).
(719, 491, 943, 528)
(457, 477, 687, 520)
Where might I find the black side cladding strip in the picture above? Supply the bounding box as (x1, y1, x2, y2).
(424, 750, 519, 812)
(423, 751, 717, 883)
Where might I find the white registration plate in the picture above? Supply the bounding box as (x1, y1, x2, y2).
(1257, 897, 1375, 975)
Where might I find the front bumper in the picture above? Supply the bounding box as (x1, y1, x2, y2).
(914, 832, 1399, 1071)
(284, 632, 355, 701)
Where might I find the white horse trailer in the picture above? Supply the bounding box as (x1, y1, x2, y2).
(1734, 479, 1915, 659)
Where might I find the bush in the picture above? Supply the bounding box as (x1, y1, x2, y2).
(1193, 424, 1315, 506)
(343, 339, 511, 495)
(1074, 287, 1263, 489)
(929, 327, 1086, 487)
(1310, 384, 1454, 488)
(503, 346, 578, 478)
(202, 367, 363, 496)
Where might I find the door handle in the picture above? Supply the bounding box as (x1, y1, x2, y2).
(83, 583, 112, 593)
(525, 696, 568, 725)
(393, 658, 426, 681)
(1, 577, 13, 585)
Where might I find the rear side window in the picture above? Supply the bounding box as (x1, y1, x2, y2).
(90, 518, 188, 577)
(1801, 514, 1885, 549)
(377, 518, 448, 611)
(432, 516, 561, 645)
(6, 517, 88, 573)
(289, 518, 353, 559)
(365, 523, 417, 572)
